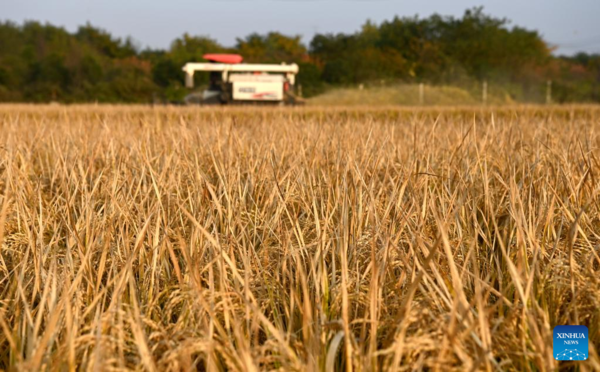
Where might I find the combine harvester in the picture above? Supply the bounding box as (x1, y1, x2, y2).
(182, 54, 301, 105)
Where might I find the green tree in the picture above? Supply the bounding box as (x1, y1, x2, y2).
(76, 24, 137, 59)
(236, 32, 306, 63)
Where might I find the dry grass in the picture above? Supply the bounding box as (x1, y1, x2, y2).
(0, 104, 599, 371)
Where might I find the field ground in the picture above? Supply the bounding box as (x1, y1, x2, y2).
(0, 104, 599, 371)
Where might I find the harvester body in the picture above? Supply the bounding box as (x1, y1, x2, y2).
(182, 54, 300, 105)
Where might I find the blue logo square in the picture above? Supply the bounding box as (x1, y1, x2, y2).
(553, 325, 588, 361)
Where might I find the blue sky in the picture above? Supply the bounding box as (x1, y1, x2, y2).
(3, 0, 600, 55)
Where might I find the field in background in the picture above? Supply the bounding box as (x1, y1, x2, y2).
(0, 105, 599, 371)
(308, 84, 514, 106)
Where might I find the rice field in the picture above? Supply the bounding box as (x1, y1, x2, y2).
(0, 104, 599, 371)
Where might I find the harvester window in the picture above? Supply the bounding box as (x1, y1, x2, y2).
(209, 71, 222, 90)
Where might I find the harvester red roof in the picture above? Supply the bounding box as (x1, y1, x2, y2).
(203, 54, 243, 64)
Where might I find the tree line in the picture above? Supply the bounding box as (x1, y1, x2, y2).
(0, 8, 598, 103)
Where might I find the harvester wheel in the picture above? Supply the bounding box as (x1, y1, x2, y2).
(220, 92, 230, 104)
